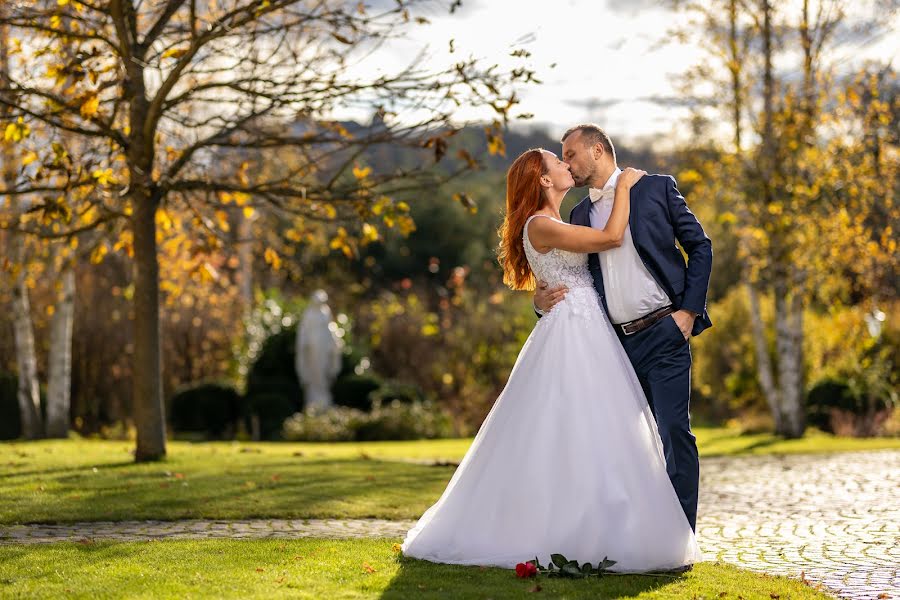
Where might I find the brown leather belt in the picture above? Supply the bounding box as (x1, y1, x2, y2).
(617, 305, 675, 336)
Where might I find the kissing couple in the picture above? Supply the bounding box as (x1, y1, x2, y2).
(402, 123, 713, 572)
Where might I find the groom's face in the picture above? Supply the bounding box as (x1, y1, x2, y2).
(561, 131, 596, 188)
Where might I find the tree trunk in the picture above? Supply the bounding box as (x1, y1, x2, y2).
(11, 274, 43, 438)
(237, 212, 254, 307)
(46, 264, 75, 438)
(1, 13, 42, 439)
(728, 0, 742, 152)
(121, 18, 167, 461)
(747, 283, 782, 431)
(131, 190, 167, 461)
(774, 275, 805, 438)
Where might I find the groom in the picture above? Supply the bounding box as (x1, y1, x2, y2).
(534, 124, 712, 532)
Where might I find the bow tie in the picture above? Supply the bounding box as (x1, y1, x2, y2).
(589, 187, 615, 203)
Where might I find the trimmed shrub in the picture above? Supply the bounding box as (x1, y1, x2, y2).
(331, 373, 382, 411)
(806, 379, 854, 433)
(169, 382, 242, 438)
(281, 406, 366, 442)
(282, 399, 454, 442)
(247, 393, 297, 440)
(369, 380, 425, 405)
(0, 373, 21, 440)
(245, 327, 303, 408)
(807, 377, 896, 437)
(354, 399, 454, 441)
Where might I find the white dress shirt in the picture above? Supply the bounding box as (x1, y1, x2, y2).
(589, 168, 671, 324)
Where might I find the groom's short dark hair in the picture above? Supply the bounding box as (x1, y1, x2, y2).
(561, 124, 616, 162)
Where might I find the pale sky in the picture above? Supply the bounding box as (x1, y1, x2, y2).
(350, 0, 900, 146)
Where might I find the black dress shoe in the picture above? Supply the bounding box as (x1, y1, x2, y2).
(650, 564, 693, 575)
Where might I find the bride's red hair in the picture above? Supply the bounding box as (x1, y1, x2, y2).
(497, 148, 547, 291)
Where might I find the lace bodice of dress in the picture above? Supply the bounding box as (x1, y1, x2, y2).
(523, 215, 595, 290)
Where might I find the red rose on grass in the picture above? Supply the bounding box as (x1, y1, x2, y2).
(515, 562, 538, 578)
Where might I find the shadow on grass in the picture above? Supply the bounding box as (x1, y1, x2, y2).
(0, 460, 140, 481)
(1, 458, 452, 525)
(379, 556, 683, 599)
(705, 436, 784, 457)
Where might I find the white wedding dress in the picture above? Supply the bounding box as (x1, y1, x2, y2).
(401, 215, 701, 572)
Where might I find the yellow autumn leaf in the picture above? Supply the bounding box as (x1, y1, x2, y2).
(264, 247, 282, 270)
(46, 305, 56, 317)
(214, 210, 230, 232)
(92, 168, 115, 185)
(329, 227, 348, 250)
(719, 211, 738, 225)
(22, 151, 38, 166)
(90, 244, 107, 264)
(242, 206, 255, 219)
(352, 164, 372, 179)
(162, 46, 188, 60)
(361, 223, 379, 244)
(4, 119, 30, 142)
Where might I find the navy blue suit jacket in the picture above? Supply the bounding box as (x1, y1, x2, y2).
(569, 174, 713, 337)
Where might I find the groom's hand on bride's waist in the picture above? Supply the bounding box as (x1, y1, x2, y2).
(534, 280, 568, 314)
(671, 309, 697, 340)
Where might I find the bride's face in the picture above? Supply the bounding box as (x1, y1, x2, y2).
(540, 151, 575, 192)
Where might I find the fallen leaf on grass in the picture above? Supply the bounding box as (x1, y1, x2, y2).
(364, 475, 376, 482)
(255, 568, 264, 573)
(362, 562, 377, 574)
(292, 451, 304, 457)
(275, 577, 285, 584)
(174, 473, 185, 480)
(877, 594, 890, 599)
(770, 594, 780, 599)
(391, 543, 402, 554)
(270, 474, 281, 482)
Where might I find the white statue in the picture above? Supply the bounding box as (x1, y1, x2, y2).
(296, 290, 342, 411)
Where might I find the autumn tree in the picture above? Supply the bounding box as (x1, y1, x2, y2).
(665, 0, 896, 437)
(0, 0, 532, 459)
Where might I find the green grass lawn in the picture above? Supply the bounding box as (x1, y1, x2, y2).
(1, 427, 897, 526)
(0, 538, 833, 599)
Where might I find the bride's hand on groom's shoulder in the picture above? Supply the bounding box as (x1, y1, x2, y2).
(618, 167, 647, 190)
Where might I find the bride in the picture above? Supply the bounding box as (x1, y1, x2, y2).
(401, 148, 700, 572)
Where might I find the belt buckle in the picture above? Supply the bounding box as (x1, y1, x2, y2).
(621, 321, 639, 336)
